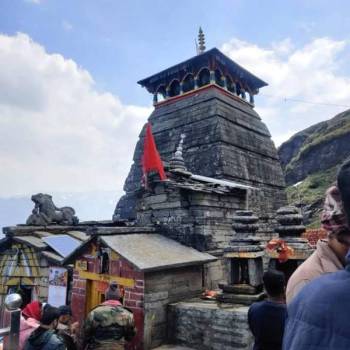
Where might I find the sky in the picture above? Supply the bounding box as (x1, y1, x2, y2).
(1, 0, 350, 200)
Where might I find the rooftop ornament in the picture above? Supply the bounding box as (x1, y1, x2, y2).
(26, 193, 79, 226)
(198, 27, 206, 54)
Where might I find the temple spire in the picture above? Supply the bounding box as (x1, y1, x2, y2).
(198, 27, 206, 54)
(170, 134, 187, 171)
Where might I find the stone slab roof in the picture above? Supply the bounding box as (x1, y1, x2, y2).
(190, 174, 255, 190)
(13, 235, 47, 250)
(1, 228, 90, 265)
(64, 232, 217, 272)
(100, 234, 216, 272)
(41, 251, 64, 264)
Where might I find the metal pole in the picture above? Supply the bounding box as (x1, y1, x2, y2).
(3, 293, 22, 350)
(7, 309, 20, 350)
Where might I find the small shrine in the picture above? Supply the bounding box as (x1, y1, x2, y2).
(218, 210, 264, 305)
(267, 206, 312, 280)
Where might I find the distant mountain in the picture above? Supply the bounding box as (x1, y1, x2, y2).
(0, 190, 122, 234)
(278, 109, 350, 227)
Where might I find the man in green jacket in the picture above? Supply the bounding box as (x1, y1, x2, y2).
(82, 282, 136, 350)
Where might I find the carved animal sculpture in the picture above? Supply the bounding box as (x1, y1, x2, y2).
(26, 193, 79, 225)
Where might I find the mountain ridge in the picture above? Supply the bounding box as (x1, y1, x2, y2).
(278, 109, 350, 226)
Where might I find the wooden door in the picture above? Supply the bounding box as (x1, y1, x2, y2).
(85, 280, 106, 315)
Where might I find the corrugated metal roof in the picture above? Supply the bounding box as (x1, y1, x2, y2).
(100, 234, 216, 272)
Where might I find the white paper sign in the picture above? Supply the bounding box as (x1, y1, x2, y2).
(48, 267, 67, 307)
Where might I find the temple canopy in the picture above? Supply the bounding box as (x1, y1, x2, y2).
(138, 47, 267, 99)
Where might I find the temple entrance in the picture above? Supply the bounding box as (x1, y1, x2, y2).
(85, 280, 106, 315)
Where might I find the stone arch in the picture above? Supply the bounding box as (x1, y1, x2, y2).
(226, 75, 236, 94)
(214, 68, 225, 87)
(155, 85, 166, 102)
(168, 79, 181, 97)
(182, 73, 195, 93)
(196, 67, 210, 88)
(244, 87, 251, 102)
(236, 81, 243, 98)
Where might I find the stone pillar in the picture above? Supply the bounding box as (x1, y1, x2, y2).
(241, 89, 246, 100)
(194, 76, 199, 89)
(209, 70, 215, 84)
(249, 93, 255, 105)
(166, 87, 171, 98)
(231, 82, 237, 95)
(179, 82, 184, 95)
(221, 76, 227, 90)
(153, 93, 158, 105)
(218, 210, 265, 305)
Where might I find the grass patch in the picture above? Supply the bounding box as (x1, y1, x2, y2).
(286, 166, 338, 227)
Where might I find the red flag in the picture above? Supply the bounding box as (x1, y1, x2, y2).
(141, 123, 166, 184)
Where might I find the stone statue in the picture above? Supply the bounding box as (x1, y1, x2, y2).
(26, 193, 79, 225)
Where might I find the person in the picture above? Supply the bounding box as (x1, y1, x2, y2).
(286, 185, 350, 303)
(57, 305, 72, 330)
(337, 158, 350, 226)
(283, 252, 350, 349)
(248, 270, 287, 350)
(57, 305, 77, 350)
(283, 159, 350, 349)
(18, 301, 42, 350)
(24, 305, 66, 350)
(82, 282, 136, 350)
(3, 300, 42, 350)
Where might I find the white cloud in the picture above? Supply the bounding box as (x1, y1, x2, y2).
(0, 33, 152, 197)
(62, 20, 73, 32)
(221, 37, 350, 146)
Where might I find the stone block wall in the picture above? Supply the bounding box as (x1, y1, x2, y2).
(144, 266, 204, 349)
(203, 256, 230, 289)
(168, 301, 253, 350)
(136, 181, 246, 253)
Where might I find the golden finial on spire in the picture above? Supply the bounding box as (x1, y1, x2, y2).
(198, 27, 206, 54)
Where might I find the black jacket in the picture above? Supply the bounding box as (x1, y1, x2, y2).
(24, 328, 66, 350)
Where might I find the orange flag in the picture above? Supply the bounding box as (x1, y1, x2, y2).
(141, 123, 166, 184)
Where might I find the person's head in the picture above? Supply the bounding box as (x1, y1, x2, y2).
(337, 158, 350, 227)
(22, 301, 42, 321)
(263, 269, 285, 299)
(328, 232, 350, 265)
(58, 305, 72, 325)
(41, 306, 60, 330)
(105, 282, 121, 301)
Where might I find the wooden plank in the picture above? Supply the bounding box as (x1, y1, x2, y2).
(78, 270, 135, 288)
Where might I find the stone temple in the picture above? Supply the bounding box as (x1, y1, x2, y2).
(114, 46, 287, 222)
(1, 34, 298, 350)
